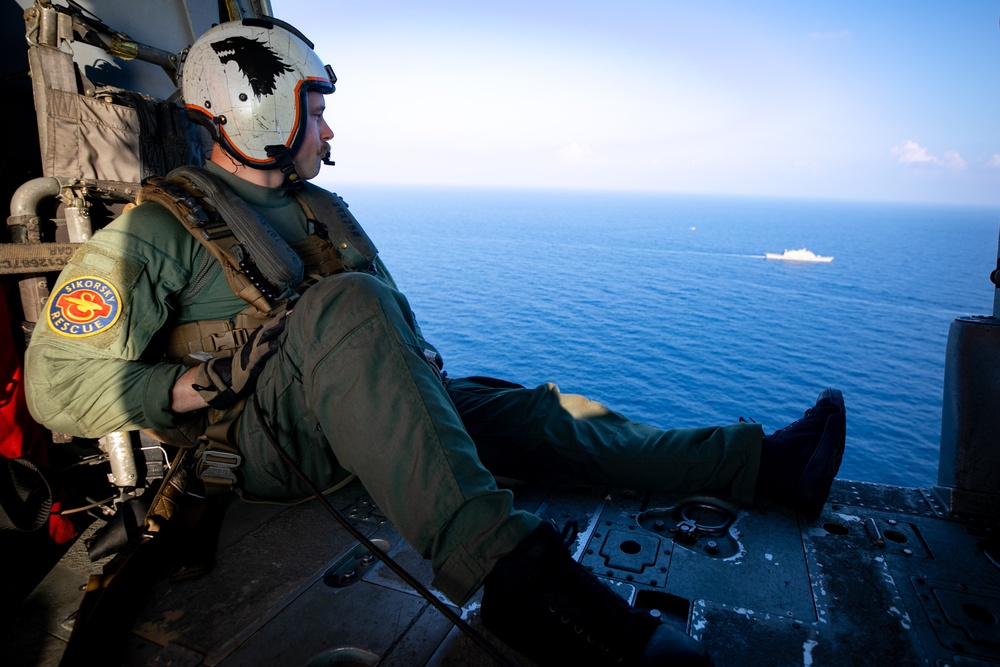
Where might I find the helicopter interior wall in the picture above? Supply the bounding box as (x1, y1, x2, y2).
(13, 0, 218, 100)
(1, 2, 51, 623)
(0, 0, 219, 621)
(2, 0, 43, 244)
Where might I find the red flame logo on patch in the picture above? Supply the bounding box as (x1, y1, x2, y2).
(56, 290, 112, 324)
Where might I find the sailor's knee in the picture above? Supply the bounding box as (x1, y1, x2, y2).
(286, 273, 416, 351)
(298, 272, 395, 313)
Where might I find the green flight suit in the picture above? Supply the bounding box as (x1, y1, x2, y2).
(25, 163, 763, 605)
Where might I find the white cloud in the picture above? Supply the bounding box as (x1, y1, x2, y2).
(892, 140, 935, 164)
(942, 150, 967, 171)
(891, 140, 966, 170)
(988, 155, 1000, 168)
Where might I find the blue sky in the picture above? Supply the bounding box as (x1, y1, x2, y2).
(274, 1, 1000, 206)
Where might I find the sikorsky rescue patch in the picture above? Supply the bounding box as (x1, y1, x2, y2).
(47, 276, 122, 337)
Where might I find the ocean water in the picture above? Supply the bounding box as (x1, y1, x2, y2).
(335, 185, 998, 489)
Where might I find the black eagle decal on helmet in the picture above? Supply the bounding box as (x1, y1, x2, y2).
(211, 36, 294, 98)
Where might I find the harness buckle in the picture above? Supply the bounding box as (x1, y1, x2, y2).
(198, 449, 242, 486)
(209, 328, 249, 352)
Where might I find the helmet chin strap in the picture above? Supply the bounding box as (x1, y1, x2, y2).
(265, 144, 304, 189)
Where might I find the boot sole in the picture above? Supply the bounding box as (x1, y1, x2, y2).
(795, 388, 846, 520)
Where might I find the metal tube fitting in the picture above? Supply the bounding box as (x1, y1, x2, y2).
(98, 432, 138, 489)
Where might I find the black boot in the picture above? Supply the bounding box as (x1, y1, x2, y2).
(757, 388, 846, 519)
(481, 521, 713, 666)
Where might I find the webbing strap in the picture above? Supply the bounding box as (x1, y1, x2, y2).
(0, 242, 81, 275)
(136, 174, 288, 316)
(164, 308, 276, 363)
(166, 319, 250, 363)
(293, 184, 378, 271)
(170, 167, 303, 289)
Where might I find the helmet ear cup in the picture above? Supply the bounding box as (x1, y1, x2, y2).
(181, 19, 335, 169)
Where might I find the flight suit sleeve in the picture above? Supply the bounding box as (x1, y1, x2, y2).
(24, 203, 199, 438)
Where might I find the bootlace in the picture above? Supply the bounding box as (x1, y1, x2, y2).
(766, 398, 829, 438)
(545, 521, 658, 663)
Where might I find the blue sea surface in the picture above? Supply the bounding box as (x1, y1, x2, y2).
(337, 185, 998, 489)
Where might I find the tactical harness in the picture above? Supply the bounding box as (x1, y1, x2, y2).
(134, 166, 380, 496)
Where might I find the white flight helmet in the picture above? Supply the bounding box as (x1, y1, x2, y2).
(182, 17, 335, 174)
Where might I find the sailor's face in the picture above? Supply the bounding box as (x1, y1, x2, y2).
(294, 91, 334, 181)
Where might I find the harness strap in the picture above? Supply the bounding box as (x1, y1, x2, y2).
(289, 236, 343, 283)
(172, 167, 304, 290)
(165, 309, 273, 363)
(293, 182, 379, 272)
(135, 174, 290, 317)
(141, 404, 244, 497)
(166, 320, 249, 364)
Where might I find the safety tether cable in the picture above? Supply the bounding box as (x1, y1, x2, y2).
(251, 395, 516, 667)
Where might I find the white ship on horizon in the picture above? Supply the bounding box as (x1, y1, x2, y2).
(765, 248, 834, 263)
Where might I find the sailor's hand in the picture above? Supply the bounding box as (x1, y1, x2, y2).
(191, 313, 287, 409)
